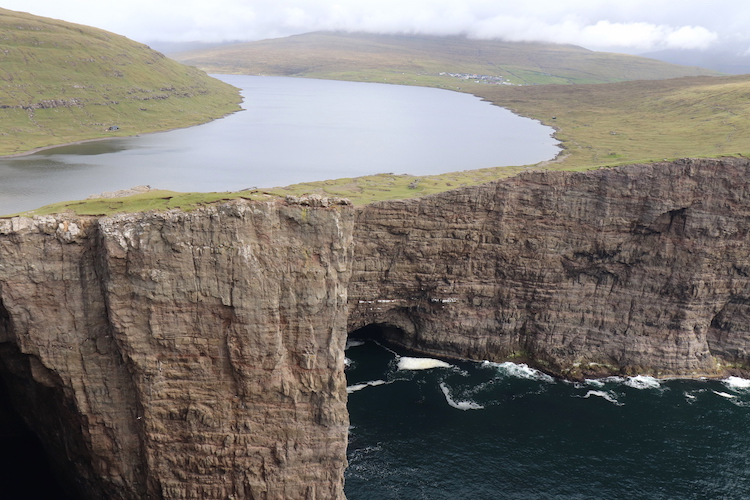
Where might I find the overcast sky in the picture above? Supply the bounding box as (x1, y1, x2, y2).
(4, 0, 750, 55)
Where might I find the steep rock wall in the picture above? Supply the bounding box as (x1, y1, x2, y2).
(3, 158, 750, 498)
(349, 157, 750, 378)
(0, 198, 353, 499)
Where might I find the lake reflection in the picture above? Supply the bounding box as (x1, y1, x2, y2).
(0, 75, 559, 215)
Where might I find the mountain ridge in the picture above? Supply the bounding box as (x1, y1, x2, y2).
(173, 31, 722, 86)
(0, 7, 242, 156)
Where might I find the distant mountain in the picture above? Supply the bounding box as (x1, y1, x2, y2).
(641, 47, 750, 75)
(172, 31, 722, 86)
(0, 8, 241, 156)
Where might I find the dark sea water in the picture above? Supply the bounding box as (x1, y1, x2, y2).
(345, 339, 750, 500)
(0, 75, 559, 215)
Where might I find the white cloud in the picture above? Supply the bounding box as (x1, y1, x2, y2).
(468, 16, 718, 52)
(0, 0, 734, 53)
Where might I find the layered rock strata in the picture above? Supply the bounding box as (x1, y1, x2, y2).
(349, 157, 750, 379)
(0, 197, 353, 499)
(3, 158, 750, 499)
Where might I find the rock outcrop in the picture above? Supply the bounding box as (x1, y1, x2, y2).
(0, 198, 353, 499)
(350, 157, 750, 379)
(3, 157, 750, 498)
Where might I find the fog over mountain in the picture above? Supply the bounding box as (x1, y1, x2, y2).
(4, 0, 749, 62)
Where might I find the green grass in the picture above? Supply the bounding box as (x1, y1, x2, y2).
(168, 32, 750, 207)
(11, 29, 750, 216)
(173, 31, 721, 86)
(0, 7, 242, 156)
(14, 189, 283, 218)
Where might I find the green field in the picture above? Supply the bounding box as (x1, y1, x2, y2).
(173, 32, 720, 86)
(11, 30, 750, 215)
(0, 8, 242, 156)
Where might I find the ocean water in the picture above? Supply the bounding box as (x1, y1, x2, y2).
(345, 339, 750, 499)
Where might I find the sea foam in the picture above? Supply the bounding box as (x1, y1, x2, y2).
(713, 390, 738, 399)
(583, 390, 623, 406)
(624, 375, 661, 390)
(481, 361, 555, 383)
(346, 339, 365, 350)
(439, 382, 484, 410)
(724, 376, 750, 390)
(347, 380, 387, 394)
(397, 357, 452, 370)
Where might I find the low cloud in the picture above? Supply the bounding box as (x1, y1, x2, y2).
(469, 17, 718, 52)
(2, 0, 725, 53)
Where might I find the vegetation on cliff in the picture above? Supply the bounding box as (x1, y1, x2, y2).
(0, 7, 242, 156)
(16, 30, 750, 212)
(167, 32, 750, 204)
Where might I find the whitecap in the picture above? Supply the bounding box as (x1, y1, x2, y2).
(713, 390, 738, 399)
(439, 382, 484, 410)
(724, 376, 750, 390)
(583, 390, 623, 406)
(481, 361, 555, 383)
(585, 379, 605, 388)
(397, 357, 452, 371)
(345, 339, 365, 350)
(625, 375, 661, 390)
(347, 380, 387, 394)
(344, 357, 352, 367)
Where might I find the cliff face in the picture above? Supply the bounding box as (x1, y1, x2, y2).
(350, 157, 750, 378)
(3, 158, 750, 498)
(0, 198, 353, 499)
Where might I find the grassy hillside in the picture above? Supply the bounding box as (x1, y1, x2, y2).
(0, 8, 242, 156)
(173, 31, 721, 86)
(18, 31, 750, 214)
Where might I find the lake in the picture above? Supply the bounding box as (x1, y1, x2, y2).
(0, 74, 559, 215)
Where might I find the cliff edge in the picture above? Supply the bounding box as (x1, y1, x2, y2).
(350, 157, 750, 379)
(0, 197, 353, 499)
(2, 158, 750, 498)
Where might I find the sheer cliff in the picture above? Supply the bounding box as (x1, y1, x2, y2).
(2, 158, 750, 498)
(350, 157, 750, 379)
(0, 197, 353, 499)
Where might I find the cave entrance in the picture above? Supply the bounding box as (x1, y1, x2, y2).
(0, 374, 80, 500)
(347, 323, 408, 346)
(344, 323, 417, 388)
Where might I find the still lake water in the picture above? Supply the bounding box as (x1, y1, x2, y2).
(0, 74, 559, 215)
(345, 339, 750, 499)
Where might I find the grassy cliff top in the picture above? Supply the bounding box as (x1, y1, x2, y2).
(170, 31, 750, 203)
(173, 31, 721, 86)
(12, 30, 750, 215)
(0, 8, 242, 156)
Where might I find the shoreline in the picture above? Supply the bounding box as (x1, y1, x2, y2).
(0, 106, 243, 159)
(0, 136, 118, 158)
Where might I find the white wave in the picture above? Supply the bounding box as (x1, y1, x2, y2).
(684, 392, 697, 402)
(724, 376, 750, 390)
(439, 382, 484, 410)
(583, 390, 623, 406)
(397, 356, 452, 370)
(345, 339, 365, 350)
(347, 380, 387, 394)
(481, 361, 555, 383)
(625, 375, 661, 390)
(585, 379, 605, 388)
(713, 390, 738, 399)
